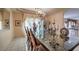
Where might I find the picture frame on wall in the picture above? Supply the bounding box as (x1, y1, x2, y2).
(4, 19, 9, 26)
(4, 19, 10, 29)
(15, 20, 21, 26)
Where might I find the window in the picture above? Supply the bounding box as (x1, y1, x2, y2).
(0, 21, 2, 30)
(24, 17, 44, 39)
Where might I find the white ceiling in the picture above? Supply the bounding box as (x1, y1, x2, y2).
(64, 8, 79, 20)
(24, 8, 63, 16)
(9, 8, 63, 17)
(27, 8, 79, 19)
(13, 8, 53, 16)
(25, 8, 52, 13)
(9, 8, 79, 20)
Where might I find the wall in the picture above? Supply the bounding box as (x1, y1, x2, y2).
(13, 12, 25, 38)
(47, 11, 64, 34)
(76, 20, 79, 37)
(14, 13, 41, 38)
(46, 10, 65, 49)
(0, 9, 14, 50)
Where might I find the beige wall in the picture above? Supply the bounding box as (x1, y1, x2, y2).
(46, 10, 65, 49)
(2, 10, 10, 29)
(47, 10, 64, 34)
(0, 12, 2, 21)
(0, 10, 14, 50)
(13, 13, 41, 38)
(13, 12, 25, 38)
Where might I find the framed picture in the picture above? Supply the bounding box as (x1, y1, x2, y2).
(4, 19, 10, 29)
(15, 20, 21, 26)
(4, 19, 9, 26)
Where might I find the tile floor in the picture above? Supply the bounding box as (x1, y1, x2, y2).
(4, 29, 79, 51)
(64, 29, 79, 50)
(5, 37, 27, 51)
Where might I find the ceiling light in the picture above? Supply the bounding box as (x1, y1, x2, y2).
(35, 8, 46, 17)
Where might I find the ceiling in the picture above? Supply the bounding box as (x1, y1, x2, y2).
(12, 8, 63, 16)
(24, 8, 63, 15)
(3, 8, 79, 20)
(2, 8, 79, 20)
(25, 8, 51, 13)
(17, 8, 55, 15)
(21, 8, 52, 16)
(16, 8, 79, 19)
(25, 8, 79, 20)
(64, 8, 79, 20)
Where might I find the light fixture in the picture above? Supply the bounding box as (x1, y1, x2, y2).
(34, 8, 46, 17)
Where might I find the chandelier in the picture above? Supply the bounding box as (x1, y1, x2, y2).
(34, 8, 46, 17)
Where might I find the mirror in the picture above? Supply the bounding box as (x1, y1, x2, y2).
(0, 9, 10, 30)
